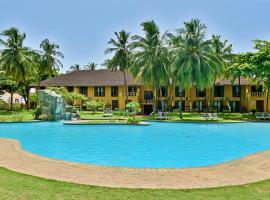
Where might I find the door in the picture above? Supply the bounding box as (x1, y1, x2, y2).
(112, 100, 119, 110)
(256, 100, 264, 112)
(144, 105, 153, 115)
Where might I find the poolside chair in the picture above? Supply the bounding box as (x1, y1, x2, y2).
(256, 112, 270, 120)
(102, 108, 113, 117)
(212, 113, 223, 121)
(201, 113, 211, 120)
(155, 112, 169, 120)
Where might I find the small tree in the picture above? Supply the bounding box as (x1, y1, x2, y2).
(85, 100, 105, 114)
(126, 102, 142, 124)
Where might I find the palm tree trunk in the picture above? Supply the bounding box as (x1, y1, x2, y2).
(10, 91, 13, 111)
(159, 87, 163, 111)
(123, 71, 129, 105)
(211, 81, 216, 113)
(37, 80, 41, 91)
(267, 89, 269, 113)
(153, 87, 158, 113)
(238, 76, 242, 113)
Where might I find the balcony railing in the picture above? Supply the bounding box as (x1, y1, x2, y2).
(250, 92, 265, 98)
(128, 92, 137, 96)
(141, 99, 154, 104)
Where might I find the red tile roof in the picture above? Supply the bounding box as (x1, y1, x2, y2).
(40, 69, 139, 87)
(40, 70, 251, 87)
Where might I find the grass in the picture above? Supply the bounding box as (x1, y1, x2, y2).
(0, 167, 270, 200)
(0, 109, 34, 122)
(141, 112, 258, 122)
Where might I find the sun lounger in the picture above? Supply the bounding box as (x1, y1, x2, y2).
(201, 113, 222, 121)
(256, 112, 270, 120)
(155, 112, 169, 120)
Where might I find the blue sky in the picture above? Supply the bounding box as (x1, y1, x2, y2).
(1, 0, 270, 72)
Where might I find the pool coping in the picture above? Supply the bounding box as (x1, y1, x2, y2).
(1, 138, 270, 189)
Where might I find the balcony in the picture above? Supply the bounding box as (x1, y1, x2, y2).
(250, 92, 266, 98)
(141, 99, 154, 104)
(128, 92, 137, 96)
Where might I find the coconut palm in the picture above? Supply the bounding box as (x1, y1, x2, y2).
(131, 20, 170, 111)
(37, 39, 63, 89)
(105, 30, 132, 104)
(0, 27, 36, 107)
(84, 62, 97, 70)
(209, 35, 233, 111)
(70, 64, 80, 71)
(171, 19, 222, 91)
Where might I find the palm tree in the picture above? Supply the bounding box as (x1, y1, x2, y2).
(84, 62, 97, 70)
(171, 19, 222, 111)
(70, 64, 80, 71)
(0, 27, 36, 108)
(172, 19, 222, 89)
(105, 30, 132, 105)
(209, 35, 233, 112)
(131, 20, 170, 111)
(37, 39, 64, 90)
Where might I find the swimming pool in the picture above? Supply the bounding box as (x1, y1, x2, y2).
(0, 122, 269, 168)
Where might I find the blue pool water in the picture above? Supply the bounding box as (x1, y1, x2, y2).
(0, 122, 270, 168)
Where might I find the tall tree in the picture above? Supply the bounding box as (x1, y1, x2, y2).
(249, 40, 270, 112)
(84, 62, 97, 70)
(171, 19, 222, 91)
(227, 53, 254, 112)
(0, 27, 36, 108)
(0, 71, 18, 110)
(37, 38, 63, 90)
(209, 35, 233, 112)
(69, 64, 80, 71)
(131, 20, 170, 111)
(105, 30, 133, 105)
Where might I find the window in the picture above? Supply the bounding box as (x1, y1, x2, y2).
(111, 86, 118, 97)
(193, 100, 207, 112)
(128, 86, 137, 96)
(79, 87, 88, 96)
(214, 86, 224, 97)
(144, 91, 153, 100)
(232, 86, 241, 97)
(175, 87, 185, 97)
(67, 87, 74, 92)
(159, 87, 168, 97)
(94, 86, 105, 97)
(175, 100, 185, 111)
(213, 100, 223, 112)
(112, 100, 119, 110)
(251, 85, 263, 92)
(229, 101, 240, 112)
(196, 88, 206, 97)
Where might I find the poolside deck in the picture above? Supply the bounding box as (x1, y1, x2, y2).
(1, 138, 270, 189)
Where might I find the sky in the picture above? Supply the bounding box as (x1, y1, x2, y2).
(1, 0, 270, 72)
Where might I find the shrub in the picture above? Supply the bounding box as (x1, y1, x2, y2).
(127, 116, 141, 124)
(11, 112, 23, 122)
(33, 104, 43, 120)
(84, 100, 105, 113)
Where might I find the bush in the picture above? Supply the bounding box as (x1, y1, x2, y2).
(127, 116, 142, 124)
(33, 104, 43, 120)
(0, 101, 22, 110)
(84, 100, 105, 113)
(11, 112, 23, 122)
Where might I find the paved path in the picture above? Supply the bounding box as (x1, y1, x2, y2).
(0, 138, 270, 189)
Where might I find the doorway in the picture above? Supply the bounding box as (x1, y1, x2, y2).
(256, 100, 264, 112)
(112, 100, 119, 110)
(144, 105, 153, 115)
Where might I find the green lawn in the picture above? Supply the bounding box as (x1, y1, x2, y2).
(0, 167, 270, 200)
(0, 110, 34, 122)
